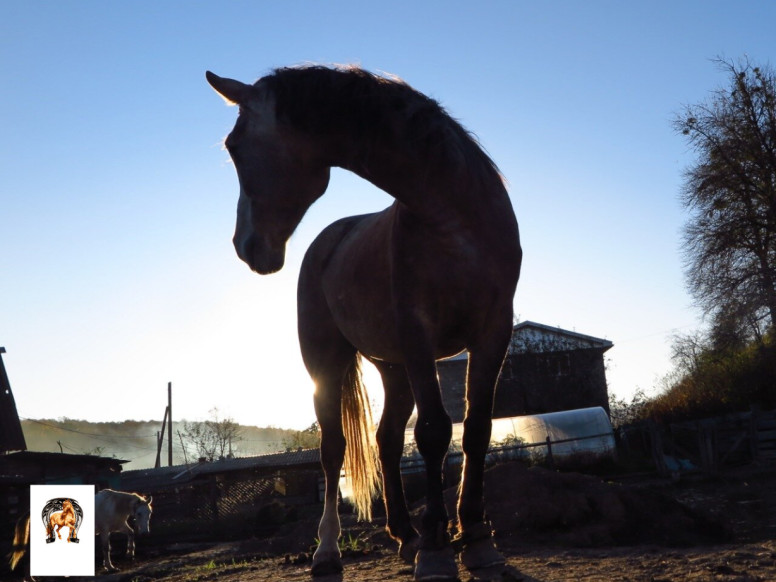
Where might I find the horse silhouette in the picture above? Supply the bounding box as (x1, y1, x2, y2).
(95, 489, 153, 571)
(207, 65, 521, 580)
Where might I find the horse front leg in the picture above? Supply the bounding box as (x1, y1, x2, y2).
(404, 351, 456, 581)
(456, 324, 513, 571)
(125, 524, 136, 560)
(310, 365, 348, 576)
(374, 360, 420, 563)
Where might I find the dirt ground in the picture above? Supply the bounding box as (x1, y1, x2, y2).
(36, 463, 776, 582)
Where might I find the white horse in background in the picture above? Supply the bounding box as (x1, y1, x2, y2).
(95, 489, 153, 571)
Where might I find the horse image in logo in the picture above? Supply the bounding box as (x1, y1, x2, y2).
(43, 498, 83, 544)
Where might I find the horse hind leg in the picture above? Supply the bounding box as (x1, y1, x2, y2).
(299, 250, 379, 576)
(303, 342, 358, 576)
(100, 533, 116, 571)
(373, 360, 420, 563)
(310, 366, 347, 575)
(312, 353, 382, 577)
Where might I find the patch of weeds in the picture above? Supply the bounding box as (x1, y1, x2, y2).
(309, 531, 378, 562)
(176, 557, 257, 580)
(339, 532, 368, 553)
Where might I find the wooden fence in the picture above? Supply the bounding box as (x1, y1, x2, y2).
(121, 467, 322, 543)
(622, 409, 776, 476)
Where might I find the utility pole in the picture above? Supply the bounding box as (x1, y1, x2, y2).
(168, 382, 173, 466)
(177, 429, 189, 466)
(155, 406, 169, 469)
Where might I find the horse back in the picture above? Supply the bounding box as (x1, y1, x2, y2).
(95, 489, 130, 532)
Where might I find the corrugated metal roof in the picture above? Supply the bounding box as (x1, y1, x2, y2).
(0, 450, 128, 466)
(512, 321, 614, 351)
(439, 321, 614, 363)
(121, 448, 321, 489)
(0, 451, 127, 479)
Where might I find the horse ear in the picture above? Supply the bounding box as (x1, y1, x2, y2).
(206, 71, 254, 105)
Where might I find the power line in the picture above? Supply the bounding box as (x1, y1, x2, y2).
(20, 417, 158, 439)
(19, 418, 292, 454)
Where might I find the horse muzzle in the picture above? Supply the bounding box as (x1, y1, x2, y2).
(233, 233, 286, 275)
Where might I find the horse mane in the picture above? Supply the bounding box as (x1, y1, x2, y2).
(260, 65, 503, 185)
(101, 489, 149, 507)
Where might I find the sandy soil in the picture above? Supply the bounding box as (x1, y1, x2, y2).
(23, 463, 776, 582)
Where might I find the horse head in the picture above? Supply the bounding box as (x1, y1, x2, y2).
(206, 71, 331, 274)
(133, 496, 153, 535)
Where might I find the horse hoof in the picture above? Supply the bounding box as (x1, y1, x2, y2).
(399, 537, 420, 563)
(311, 551, 343, 576)
(414, 547, 458, 581)
(460, 537, 505, 570)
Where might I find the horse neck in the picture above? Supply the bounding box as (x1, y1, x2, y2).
(108, 491, 136, 514)
(123, 494, 139, 510)
(333, 140, 504, 225)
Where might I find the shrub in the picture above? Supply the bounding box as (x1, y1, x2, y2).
(644, 338, 776, 423)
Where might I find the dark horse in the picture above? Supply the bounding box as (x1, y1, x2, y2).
(207, 65, 521, 581)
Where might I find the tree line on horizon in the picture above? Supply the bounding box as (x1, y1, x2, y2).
(20, 414, 320, 470)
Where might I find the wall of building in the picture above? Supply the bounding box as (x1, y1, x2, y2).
(438, 348, 610, 423)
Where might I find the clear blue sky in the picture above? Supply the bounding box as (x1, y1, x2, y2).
(1, 1, 773, 430)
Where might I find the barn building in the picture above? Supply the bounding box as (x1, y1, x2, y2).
(438, 321, 613, 422)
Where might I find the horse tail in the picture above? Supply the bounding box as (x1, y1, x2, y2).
(8, 512, 29, 571)
(341, 353, 381, 521)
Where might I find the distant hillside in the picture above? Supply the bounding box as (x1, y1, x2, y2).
(20, 418, 311, 470)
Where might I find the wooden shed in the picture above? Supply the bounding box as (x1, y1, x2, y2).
(438, 321, 613, 422)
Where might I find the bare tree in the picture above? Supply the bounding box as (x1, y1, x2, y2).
(675, 57, 776, 345)
(182, 408, 242, 461)
(669, 330, 708, 375)
(608, 389, 650, 428)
